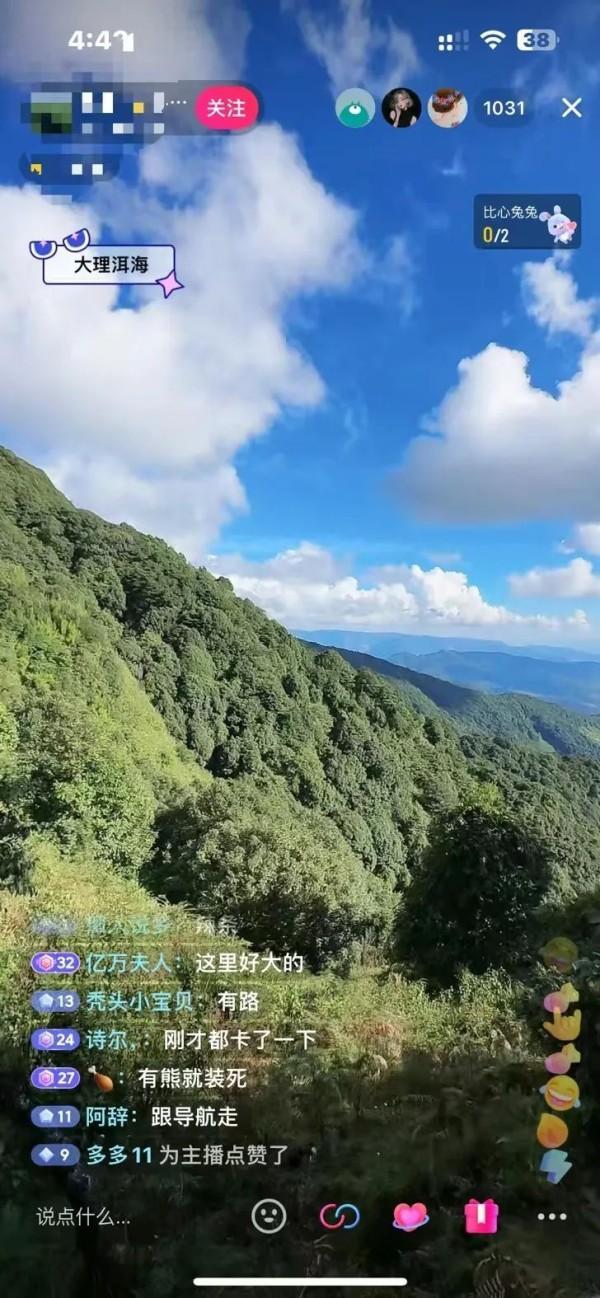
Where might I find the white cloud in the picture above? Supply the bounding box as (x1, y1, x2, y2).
(209, 543, 583, 635)
(510, 558, 600, 599)
(424, 551, 463, 566)
(513, 55, 600, 115)
(521, 254, 598, 339)
(556, 523, 600, 557)
(47, 454, 247, 557)
(340, 403, 367, 453)
(438, 151, 465, 180)
(394, 333, 600, 524)
(568, 608, 591, 629)
(373, 234, 418, 318)
(1, 0, 248, 80)
(570, 523, 600, 556)
(0, 125, 363, 559)
(393, 257, 600, 524)
(285, 0, 420, 97)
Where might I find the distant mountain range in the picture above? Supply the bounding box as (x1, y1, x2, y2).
(294, 629, 600, 664)
(300, 640, 600, 759)
(388, 649, 600, 715)
(294, 630, 600, 714)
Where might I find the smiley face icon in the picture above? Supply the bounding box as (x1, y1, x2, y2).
(539, 1075, 581, 1112)
(251, 1198, 287, 1234)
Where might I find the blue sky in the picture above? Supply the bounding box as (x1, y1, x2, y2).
(1, 0, 600, 644)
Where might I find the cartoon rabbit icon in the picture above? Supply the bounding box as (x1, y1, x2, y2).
(539, 205, 578, 244)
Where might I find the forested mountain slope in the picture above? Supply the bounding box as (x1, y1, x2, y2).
(310, 641, 600, 759)
(2, 445, 600, 955)
(3, 448, 600, 1298)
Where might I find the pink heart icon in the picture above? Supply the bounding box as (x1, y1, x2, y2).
(393, 1202, 429, 1231)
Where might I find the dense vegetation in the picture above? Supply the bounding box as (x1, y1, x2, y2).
(1, 447, 600, 1297)
(318, 642, 600, 759)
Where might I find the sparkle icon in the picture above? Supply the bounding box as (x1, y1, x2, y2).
(155, 269, 184, 299)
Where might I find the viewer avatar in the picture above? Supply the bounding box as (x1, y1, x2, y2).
(428, 87, 468, 128)
(381, 87, 421, 128)
(539, 206, 578, 245)
(335, 87, 376, 129)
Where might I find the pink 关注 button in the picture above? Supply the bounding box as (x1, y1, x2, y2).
(195, 85, 260, 131)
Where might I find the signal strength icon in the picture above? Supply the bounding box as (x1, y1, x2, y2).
(480, 29, 507, 49)
(438, 30, 470, 52)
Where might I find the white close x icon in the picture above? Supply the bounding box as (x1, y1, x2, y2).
(561, 97, 583, 118)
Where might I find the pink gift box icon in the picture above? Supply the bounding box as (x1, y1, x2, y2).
(464, 1199, 499, 1234)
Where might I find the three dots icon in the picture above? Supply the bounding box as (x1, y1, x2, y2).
(537, 1212, 567, 1221)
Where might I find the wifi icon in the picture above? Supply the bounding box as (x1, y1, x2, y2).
(480, 29, 507, 49)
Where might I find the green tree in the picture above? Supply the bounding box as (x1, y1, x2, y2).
(144, 779, 394, 969)
(396, 805, 555, 983)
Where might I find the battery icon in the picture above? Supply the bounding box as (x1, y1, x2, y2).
(517, 29, 559, 51)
